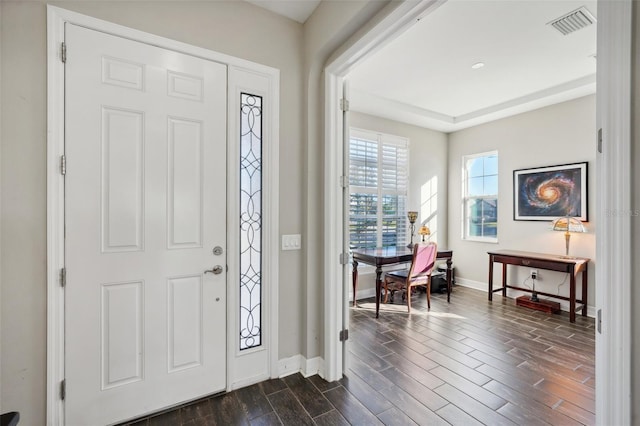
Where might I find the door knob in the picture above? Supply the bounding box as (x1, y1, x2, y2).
(205, 265, 223, 275)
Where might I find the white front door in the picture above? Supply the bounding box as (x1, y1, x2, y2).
(64, 23, 227, 425)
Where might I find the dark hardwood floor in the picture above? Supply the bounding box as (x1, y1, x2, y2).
(123, 286, 595, 425)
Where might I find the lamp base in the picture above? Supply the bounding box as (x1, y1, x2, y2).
(516, 296, 561, 314)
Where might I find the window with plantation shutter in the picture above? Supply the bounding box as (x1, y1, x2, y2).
(349, 129, 408, 249)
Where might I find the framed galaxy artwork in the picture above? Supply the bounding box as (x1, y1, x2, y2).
(513, 162, 588, 221)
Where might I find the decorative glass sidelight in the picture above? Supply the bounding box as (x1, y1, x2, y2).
(239, 93, 263, 350)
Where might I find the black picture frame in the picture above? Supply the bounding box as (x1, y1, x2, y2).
(513, 162, 588, 221)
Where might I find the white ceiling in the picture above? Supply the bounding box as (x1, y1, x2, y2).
(347, 0, 597, 132)
(245, 0, 321, 23)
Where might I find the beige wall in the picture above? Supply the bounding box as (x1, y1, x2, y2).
(448, 95, 597, 309)
(349, 111, 448, 295)
(0, 1, 303, 424)
(301, 0, 390, 358)
(632, 1, 639, 422)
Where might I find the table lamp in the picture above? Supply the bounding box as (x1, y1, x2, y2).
(418, 225, 431, 242)
(551, 215, 585, 258)
(407, 211, 418, 248)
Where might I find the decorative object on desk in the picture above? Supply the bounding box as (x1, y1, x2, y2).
(551, 215, 585, 258)
(406, 211, 418, 248)
(418, 225, 431, 242)
(513, 162, 587, 221)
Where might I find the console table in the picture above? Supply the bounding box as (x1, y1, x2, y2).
(352, 246, 453, 318)
(487, 250, 590, 323)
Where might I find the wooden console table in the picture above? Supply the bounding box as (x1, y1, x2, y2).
(352, 246, 453, 318)
(487, 250, 590, 323)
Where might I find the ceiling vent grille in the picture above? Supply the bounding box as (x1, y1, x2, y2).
(547, 7, 596, 36)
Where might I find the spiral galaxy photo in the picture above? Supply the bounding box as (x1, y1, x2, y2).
(513, 162, 587, 221)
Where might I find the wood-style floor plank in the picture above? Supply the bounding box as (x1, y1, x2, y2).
(323, 385, 384, 425)
(483, 380, 582, 426)
(377, 385, 449, 426)
(435, 403, 484, 426)
(122, 287, 596, 426)
(378, 367, 448, 412)
(282, 374, 335, 418)
(266, 389, 315, 426)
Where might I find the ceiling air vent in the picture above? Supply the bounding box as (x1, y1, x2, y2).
(547, 6, 596, 36)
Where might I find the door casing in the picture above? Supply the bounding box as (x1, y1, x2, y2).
(46, 6, 280, 424)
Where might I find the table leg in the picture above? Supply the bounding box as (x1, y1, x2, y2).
(446, 257, 452, 303)
(582, 266, 588, 317)
(570, 267, 576, 323)
(502, 263, 507, 297)
(352, 260, 359, 307)
(488, 256, 494, 301)
(375, 266, 383, 319)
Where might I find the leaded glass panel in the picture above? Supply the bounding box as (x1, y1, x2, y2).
(240, 93, 262, 350)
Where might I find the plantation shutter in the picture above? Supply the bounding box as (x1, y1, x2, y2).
(349, 129, 408, 249)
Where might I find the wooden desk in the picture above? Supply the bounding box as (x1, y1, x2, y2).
(487, 250, 590, 323)
(352, 246, 453, 318)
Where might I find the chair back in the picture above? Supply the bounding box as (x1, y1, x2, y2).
(408, 242, 438, 280)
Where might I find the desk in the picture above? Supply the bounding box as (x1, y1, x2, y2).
(352, 246, 453, 318)
(487, 250, 590, 323)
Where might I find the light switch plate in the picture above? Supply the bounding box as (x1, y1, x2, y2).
(281, 234, 302, 251)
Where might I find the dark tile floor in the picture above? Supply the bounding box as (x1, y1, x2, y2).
(122, 286, 595, 425)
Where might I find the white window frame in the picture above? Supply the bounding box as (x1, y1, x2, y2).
(462, 150, 498, 243)
(348, 128, 409, 250)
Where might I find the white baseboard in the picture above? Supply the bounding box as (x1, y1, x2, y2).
(302, 356, 324, 378)
(349, 287, 376, 302)
(277, 355, 325, 378)
(455, 277, 487, 291)
(455, 277, 595, 318)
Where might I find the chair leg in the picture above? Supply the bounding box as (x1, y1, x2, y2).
(383, 280, 389, 304)
(407, 283, 411, 313)
(426, 277, 431, 310)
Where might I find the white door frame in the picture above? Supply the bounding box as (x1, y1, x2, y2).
(594, 1, 632, 424)
(46, 6, 280, 424)
(323, 1, 632, 424)
(323, 0, 446, 382)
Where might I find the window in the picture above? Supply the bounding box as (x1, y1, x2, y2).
(239, 93, 262, 350)
(349, 129, 408, 249)
(463, 151, 498, 241)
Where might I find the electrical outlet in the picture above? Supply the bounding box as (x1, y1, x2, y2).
(530, 269, 538, 280)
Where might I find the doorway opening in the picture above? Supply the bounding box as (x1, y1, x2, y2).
(323, 1, 633, 424)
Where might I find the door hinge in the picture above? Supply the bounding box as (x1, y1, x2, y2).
(597, 128, 603, 153)
(340, 98, 349, 112)
(60, 268, 66, 287)
(60, 155, 66, 175)
(61, 42, 67, 63)
(597, 309, 602, 334)
(339, 252, 350, 265)
(339, 329, 349, 342)
(60, 379, 66, 400)
(339, 175, 349, 189)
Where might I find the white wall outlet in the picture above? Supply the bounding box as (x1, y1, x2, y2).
(530, 269, 538, 280)
(281, 234, 302, 251)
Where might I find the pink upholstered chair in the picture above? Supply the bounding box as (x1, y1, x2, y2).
(383, 242, 438, 312)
